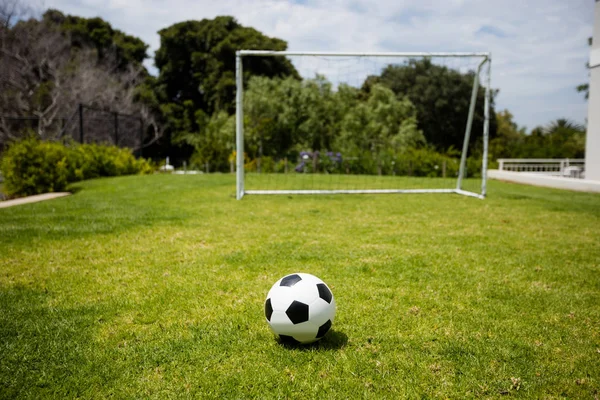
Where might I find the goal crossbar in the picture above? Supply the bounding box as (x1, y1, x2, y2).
(238, 50, 491, 59)
(235, 51, 492, 200)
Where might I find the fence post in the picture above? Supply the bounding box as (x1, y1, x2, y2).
(114, 112, 119, 146)
(78, 103, 84, 143)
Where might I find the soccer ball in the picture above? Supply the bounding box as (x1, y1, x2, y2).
(264, 273, 336, 344)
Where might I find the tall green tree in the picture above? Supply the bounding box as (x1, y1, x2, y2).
(362, 58, 497, 151)
(155, 16, 297, 116)
(295, 75, 348, 152)
(154, 16, 298, 160)
(243, 76, 299, 160)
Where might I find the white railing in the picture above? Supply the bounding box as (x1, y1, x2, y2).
(497, 159, 585, 178)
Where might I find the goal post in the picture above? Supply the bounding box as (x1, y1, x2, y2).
(235, 51, 491, 200)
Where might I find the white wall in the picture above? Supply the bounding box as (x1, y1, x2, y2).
(586, 0, 600, 180)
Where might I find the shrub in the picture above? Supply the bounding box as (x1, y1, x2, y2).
(241, 148, 489, 179)
(68, 144, 153, 180)
(0, 139, 153, 198)
(274, 158, 290, 173)
(259, 156, 275, 173)
(244, 159, 257, 173)
(0, 138, 70, 197)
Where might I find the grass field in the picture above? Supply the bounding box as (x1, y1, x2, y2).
(1, 174, 599, 398)
(244, 172, 483, 194)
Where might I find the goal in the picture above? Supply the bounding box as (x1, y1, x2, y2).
(235, 51, 491, 199)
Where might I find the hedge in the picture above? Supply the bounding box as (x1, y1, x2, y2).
(0, 138, 153, 198)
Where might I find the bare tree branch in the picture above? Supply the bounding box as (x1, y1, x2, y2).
(0, 7, 162, 150)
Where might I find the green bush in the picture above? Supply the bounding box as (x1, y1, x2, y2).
(259, 156, 275, 173)
(0, 138, 70, 197)
(241, 148, 489, 179)
(274, 158, 290, 173)
(68, 144, 153, 180)
(333, 148, 462, 177)
(0, 139, 154, 198)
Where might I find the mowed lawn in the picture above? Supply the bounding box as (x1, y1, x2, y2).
(0, 174, 599, 399)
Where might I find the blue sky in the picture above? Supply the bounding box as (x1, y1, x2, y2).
(37, 0, 595, 130)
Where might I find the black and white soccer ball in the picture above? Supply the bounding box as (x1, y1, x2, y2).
(264, 273, 336, 344)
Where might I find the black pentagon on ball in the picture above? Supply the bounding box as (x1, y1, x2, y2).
(285, 300, 309, 324)
(265, 298, 273, 321)
(316, 319, 332, 338)
(317, 283, 333, 304)
(280, 274, 302, 287)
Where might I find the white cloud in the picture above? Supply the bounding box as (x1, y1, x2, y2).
(39, 0, 594, 129)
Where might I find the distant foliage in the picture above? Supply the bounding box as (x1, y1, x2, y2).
(0, 139, 153, 198)
(490, 112, 585, 159)
(178, 111, 235, 172)
(363, 59, 498, 151)
(155, 16, 298, 159)
(236, 73, 495, 177)
(339, 84, 425, 175)
(43, 9, 148, 68)
(242, 147, 485, 178)
(0, 8, 160, 151)
(68, 143, 154, 180)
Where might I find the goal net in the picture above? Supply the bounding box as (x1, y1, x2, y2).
(235, 51, 491, 199)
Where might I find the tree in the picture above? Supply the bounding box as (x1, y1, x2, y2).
(0, 16, 72, 139)
(175, 110, 234, 172)
(295, 75, 348, 153)
(243, 75, 359, 162)
(540, 119, 585, 158)
(42, 9, 148, 70)
(243, 76, 298, 161)
(362, 58, 497, 151)
(339, 84, 424, 175)
(489, 109, 527, 159)
(503, 119, 585, 159)
(0, 8, 160, 151)
(1, 0, 29, 28)
(242, 75, 424, 175)
(154, 16, 299, 155)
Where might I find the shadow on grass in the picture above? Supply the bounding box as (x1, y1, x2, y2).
(0, 285, 112, 398)
(67, 184, 84, 195)
(277, 329, 348, 351)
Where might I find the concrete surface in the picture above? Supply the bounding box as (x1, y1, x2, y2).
(488, 170, 600, 193)
(0, 192, 72, 208)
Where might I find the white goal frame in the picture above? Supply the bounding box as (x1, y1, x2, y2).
(235, 50, 492, 200)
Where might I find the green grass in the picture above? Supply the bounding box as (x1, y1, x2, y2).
(1, 174, 599, 398)
(245, 172, 483, 194)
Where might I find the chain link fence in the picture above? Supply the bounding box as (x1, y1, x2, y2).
(1, 104, 145, 156)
